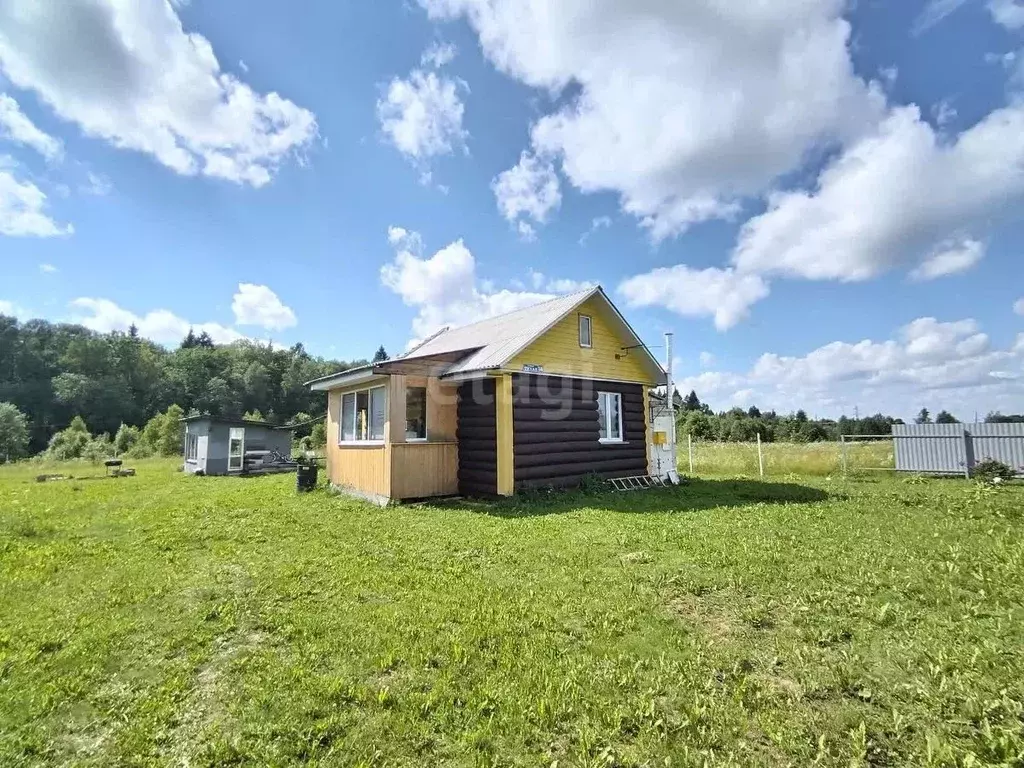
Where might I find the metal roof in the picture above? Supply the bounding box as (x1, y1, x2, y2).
(307, 285, 666, 389)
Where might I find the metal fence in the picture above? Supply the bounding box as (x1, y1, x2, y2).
(840, 424, 1024, 477)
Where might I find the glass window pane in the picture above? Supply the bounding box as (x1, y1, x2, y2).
(370, 387, 387, 440)
(406, 387, 427, 440)
(356, 391, 369, 440)
(580, 315, 592, 347)
(609, 393, 621, 439)
(597, 392, 608, 439)
(228, 428, 244, 469)
(341, 393, 355, 441)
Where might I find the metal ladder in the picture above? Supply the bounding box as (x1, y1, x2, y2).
(608, 475, 668, 492)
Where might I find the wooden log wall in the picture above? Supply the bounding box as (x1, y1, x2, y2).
(512, 374, 647, 490)
(457, 378, 497, 496)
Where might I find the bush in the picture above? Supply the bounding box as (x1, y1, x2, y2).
(113, 423, 141, 456)
(973, 458, 1016, 483)
(138, 404, 185, 457)
(0, 402, 29, 462)
(44, 416, 93, 460)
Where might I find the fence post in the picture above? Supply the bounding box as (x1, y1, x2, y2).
(963, 430, 972, 480)
(688, 433, 694, 475)
(840, 435, 848, 477)
(757, 433, 764, 479)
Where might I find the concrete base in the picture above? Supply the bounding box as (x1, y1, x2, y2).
(329, 483, 391, 508)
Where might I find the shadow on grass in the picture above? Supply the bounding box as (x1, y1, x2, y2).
(429, 478, 831, 519)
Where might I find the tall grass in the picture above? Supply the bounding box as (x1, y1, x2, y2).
(682, 439, 894, 477)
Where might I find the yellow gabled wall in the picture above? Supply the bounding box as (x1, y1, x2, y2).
(506, 296, 657, 384)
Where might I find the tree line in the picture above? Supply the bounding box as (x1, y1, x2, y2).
(0, 315, 375, 460)
(674, 390, 1022, 443)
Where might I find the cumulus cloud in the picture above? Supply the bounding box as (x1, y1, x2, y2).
(231, 283, 297, 331)
(492, 151, 561, 238)
(619, 265, 770, 331)
(39, 262, 57, 273)
(909, 238, 985, 281)
(0, 93, 62, 160)
(732, 105, 1024, 282)
(377, 69, 466, 162)
(0, 168, 72, 237)
(1015, 297, 1024, 315)
(421, 0, 882, 239)
(69, 297, 246, 347)
(0, 0, 317, 187)
(989, 0, 1024, 29)
(380, 227, 564, 342)
(677, 316, 1023, 417)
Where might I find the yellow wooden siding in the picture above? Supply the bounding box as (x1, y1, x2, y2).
(507, 296, 655, 384)
(390, 442, 458, 499)
(325, 389, 390, 495)
(495, 373, 514, 495)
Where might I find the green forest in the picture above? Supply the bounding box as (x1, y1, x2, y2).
(1, 313, 1021, 463)
(0, 315, 367, 460)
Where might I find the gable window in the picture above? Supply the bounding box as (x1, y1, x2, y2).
(339, 385, 387, 444)
(185, 433, 198, 461)
(406, 386, 427, 440)
(597, 391, 623, 443)
(579, 314, 593, 348)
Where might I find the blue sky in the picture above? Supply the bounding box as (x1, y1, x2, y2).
(1, 0, 1022, 420)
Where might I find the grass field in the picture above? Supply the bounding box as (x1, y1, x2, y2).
(684, 440, 893, 477)
(2, 459, 1023, 766)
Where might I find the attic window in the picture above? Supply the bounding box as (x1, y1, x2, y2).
(579, 314, 593, 348)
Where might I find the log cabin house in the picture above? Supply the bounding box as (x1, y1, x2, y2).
(307, 286, 667, 503)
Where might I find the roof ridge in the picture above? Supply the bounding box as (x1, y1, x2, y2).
(433, 285, 599, 336)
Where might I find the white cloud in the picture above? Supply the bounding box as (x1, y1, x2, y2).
(422, 0, 882, 240)
(69, 297, 245, 346)
(0, 168, 72, 237)
(422, 41, 457, 68)
(0, 93, 62, 160)
(932, 99, 958, 127)
(0, 299, 27, 318)
(578, 215, 612, 245)
(989, 0, 1024, 29)
(39, 262, 57, 273)
(699, 351, 716, 368)
(909, 238, 985, 281)
(83, 172, 111, 196)
(492, 151, 561, 238)
(0, 0, 317, 187)
(1014, 297, 1024, 315)
(380, 228, 556, 342)
(231, 283, 297, 331)
(677, 316, 1023, 417)
(619, 264, 770, 331)
(527, 269, 595, 294)
(912, 0, 971, 35)
(238, 59, 249, 73)
(732, 105, 1024, 282)
(879, 66, 898, 88)
(377, 69, 466, 161)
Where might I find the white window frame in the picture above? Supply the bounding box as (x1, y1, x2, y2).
(185, 432, 199, 462)
(228, 427, 245, 471)
(579, 314, 593, 348)
(405, 385, 428, 442)
(597, 391, 623, 443)
(338, 385, 387, 446)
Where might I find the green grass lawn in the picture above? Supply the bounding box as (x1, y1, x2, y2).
(1, 460, 1023, 766)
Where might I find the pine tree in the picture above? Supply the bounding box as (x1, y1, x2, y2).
(372, 345, 389, 363)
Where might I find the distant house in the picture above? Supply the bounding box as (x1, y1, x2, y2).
(307, 286, 667, 503)
(182, 416, 293, 476)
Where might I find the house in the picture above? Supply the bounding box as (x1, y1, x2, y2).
(182, 416, 294, 476)
(307, 286, 668, 503)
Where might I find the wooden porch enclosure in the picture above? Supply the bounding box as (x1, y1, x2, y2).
(325, 373, 460, 501)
